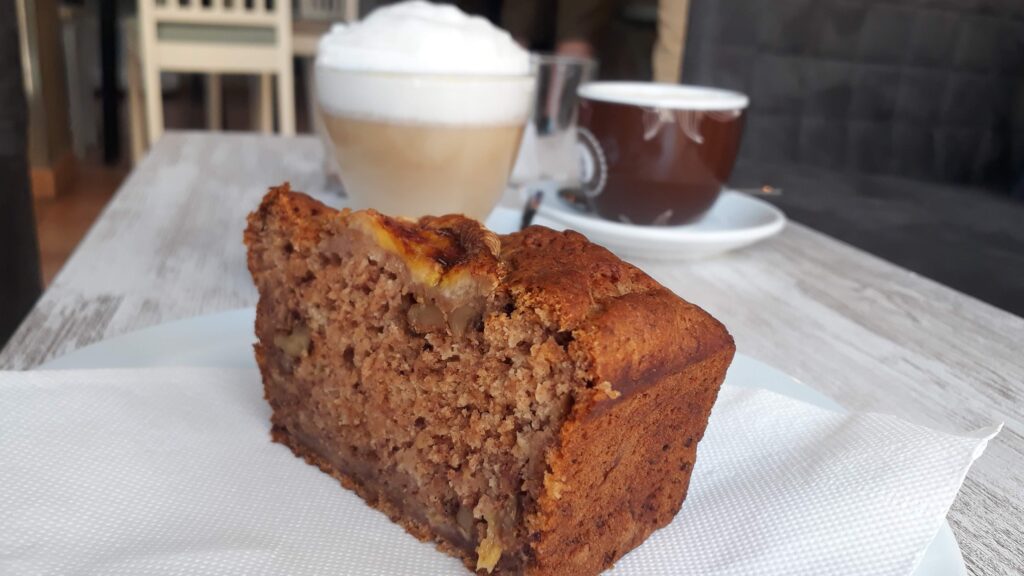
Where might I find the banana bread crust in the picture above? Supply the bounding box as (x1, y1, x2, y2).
(245, 184, 735, 575)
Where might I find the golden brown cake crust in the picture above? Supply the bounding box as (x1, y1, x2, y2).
(497, 225, 734, 576)
(245, 184, 735, 575)
(246, 183, 502, 287)
(247, 184, 730, 402)
(500, 225, 732, 399)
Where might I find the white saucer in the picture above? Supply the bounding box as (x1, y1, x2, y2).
(525, 190, 786, 260)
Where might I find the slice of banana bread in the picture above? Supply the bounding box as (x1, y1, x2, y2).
(244, 184, 734, 575)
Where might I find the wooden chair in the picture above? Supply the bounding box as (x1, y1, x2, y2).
(137, 0, 296, 146)
(291, 0, 358, 181)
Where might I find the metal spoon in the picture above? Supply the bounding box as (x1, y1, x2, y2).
(519, 190, 544, 230)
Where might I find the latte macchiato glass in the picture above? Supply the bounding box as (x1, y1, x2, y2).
(314, 2, 534, 220)
(316, 70, 533, 220)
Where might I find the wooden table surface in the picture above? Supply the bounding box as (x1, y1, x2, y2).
(3, 132, 1022, 575)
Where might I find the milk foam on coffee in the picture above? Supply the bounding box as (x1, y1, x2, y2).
(316, 1, 532, 125)
(317, 1, 529, 76)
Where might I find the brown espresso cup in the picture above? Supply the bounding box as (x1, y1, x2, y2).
(576, 82, 748, 225)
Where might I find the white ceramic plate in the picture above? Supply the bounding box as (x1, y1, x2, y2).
(42, 309, 964, 576)
(514, 190, 786, 260)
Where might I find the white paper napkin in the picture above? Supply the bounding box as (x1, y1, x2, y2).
(0, 368, 999, 576)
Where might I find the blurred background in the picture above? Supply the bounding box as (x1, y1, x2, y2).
(4, 0, 1024, 347)
(8, 0, 669, 276)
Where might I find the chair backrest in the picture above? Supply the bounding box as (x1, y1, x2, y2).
(294, 0, 357, 22)
(138, 0, 292, 74)
(682, 0, 1024, 189)
(146, 0, 289, 29)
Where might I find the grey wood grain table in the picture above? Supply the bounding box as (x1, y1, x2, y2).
(3, 132, 1022, 575)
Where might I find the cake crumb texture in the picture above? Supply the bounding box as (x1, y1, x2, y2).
(244, 183, 734, 575)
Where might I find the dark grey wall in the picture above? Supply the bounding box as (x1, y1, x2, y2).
(683, 0, 1024, 191)
(1, 0, 42, 347)
(682, 0, 1024, 317)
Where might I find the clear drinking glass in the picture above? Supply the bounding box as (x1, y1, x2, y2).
(509, 55, 599, 197)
